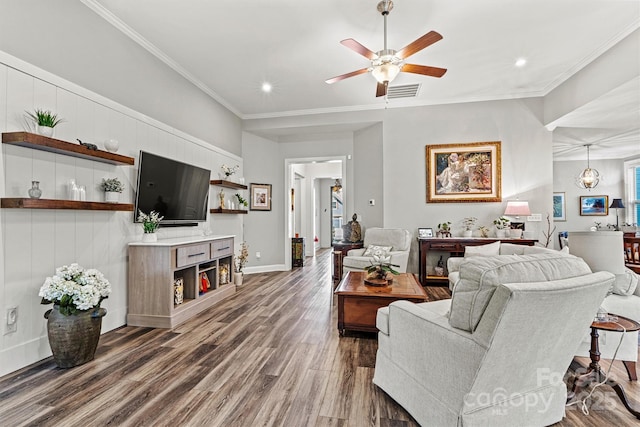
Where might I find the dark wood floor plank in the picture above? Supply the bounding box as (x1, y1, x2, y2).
(0, 249, 638, 426)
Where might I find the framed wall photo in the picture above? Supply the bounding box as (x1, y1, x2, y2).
(426, 141, 502, 203)
(579, 195, 608, 216)
(553, 192, 566, 221)
(418, 228, 433, 238)
(250, 183, 272, 211)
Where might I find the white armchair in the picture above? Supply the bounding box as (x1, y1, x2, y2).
(342, 228, 411, 274)
(374, 253, 614, 426)
(568, 231, 640, 380)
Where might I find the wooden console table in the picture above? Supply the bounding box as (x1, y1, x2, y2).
(418, 237, 537, 286)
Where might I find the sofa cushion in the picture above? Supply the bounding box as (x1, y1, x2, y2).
(464, 241, 501, 257)
(449, 253, 592, 332)
(363, 244, 393, 257)
(342, 256, 377, 270)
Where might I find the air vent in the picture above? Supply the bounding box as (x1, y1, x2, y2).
(386, 83, 421, 99)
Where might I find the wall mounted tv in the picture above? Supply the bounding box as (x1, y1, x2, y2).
(134, 151, 211, 226)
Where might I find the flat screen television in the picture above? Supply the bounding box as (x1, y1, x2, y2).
(134, 151, 211, 226)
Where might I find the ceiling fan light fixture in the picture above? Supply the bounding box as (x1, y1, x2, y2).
(371, 62, 401, 84)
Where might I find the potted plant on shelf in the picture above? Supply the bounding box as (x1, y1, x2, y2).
(100, 177, 124, 203)
(478, 225, 490, 238)
(235, 193, 248, 210)
(220, 164, 239, 181)
(234, 242, 249, 286)
(137, 210, 163, 243)
(25, 108, 64, 137)
(39, 263, 111, 368)
(462, 217, 477, 238)
(493, 216, 511, 238)
(437, 221, 452, 238)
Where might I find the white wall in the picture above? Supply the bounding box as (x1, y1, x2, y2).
(0, 58, 242, 375)
(553, 158, 625, 235)
(354, 123, 384, 229)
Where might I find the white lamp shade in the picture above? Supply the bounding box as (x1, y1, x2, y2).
(568, 231, 625, 274)
(504, 201, 531, 216)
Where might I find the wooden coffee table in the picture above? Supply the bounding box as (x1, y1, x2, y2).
(334, 271, 428, 335)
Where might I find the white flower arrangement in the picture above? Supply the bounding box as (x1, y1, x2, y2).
(39, 263, 111, 316)
(100, 177, 124, 193)
(234, 242, 249, 273)
(221, 164, 239, 177)
(138, 210, 164, 233)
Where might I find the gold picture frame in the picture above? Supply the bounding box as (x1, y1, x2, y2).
(426, 141, 502, 203)
(250, 183, 272, 211)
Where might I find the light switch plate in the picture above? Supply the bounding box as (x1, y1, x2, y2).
(527, 214, 542, 222)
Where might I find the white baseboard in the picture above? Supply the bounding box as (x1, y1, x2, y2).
(244, 264, 287, 274)
(0, 336, 51, 377)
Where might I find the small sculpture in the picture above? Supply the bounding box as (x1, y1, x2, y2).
(76, 139, 98, 150)
(218, 189, 225, 209)
(349, 213, 362, 242)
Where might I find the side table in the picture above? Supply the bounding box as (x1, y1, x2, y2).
(569, 313, 640, 419)
(332, 241, 364, 283)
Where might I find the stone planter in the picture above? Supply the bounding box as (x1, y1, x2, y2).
(44, 305, 106, 368)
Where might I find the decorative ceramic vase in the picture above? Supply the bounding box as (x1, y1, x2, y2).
(28, 181, 42, 199)
(234, 272, 243, 286)
(104, 191, 120, 203)
(104, 139, 119, 153)
(44, 305, 106, 368)
(463, 230, 473, 238)
(142, 232, 157, 243)
(510, 229, 523, 239)
(36, 125, 54, 137)
(496, 229, 508, 239)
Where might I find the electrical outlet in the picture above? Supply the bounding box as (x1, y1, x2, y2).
(256, 251, 261, 259)
(369, 199, 375, 206)
(5, 307, 17, 334)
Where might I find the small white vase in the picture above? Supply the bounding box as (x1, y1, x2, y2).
(104, 191, 120, 203)
(462, 230, 473, 238)
(510, 229, 523, 239)
(233, 272, 243, 286)
(496, 229, 508, 239)
(104, 139, 119, 152)
(141, 233, 157, 243)
(36, 125, 54, 137)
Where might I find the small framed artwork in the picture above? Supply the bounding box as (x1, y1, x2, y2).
(418, 228, 433, 238)
(511, 222, 525, 231)
(580, 195, 608, 216)
(250, 183, 272, 211)
(553, 192, 566, 221)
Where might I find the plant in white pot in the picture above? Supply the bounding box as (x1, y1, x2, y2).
(234, 242, 249, 286)
(462, 217, 477, 238)
(137, 210, 163, 243)
(25, 108, 64, 137)
(100, 177, 124, 203)
(493, 217, 511, 238)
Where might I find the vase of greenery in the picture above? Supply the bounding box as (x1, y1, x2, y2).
(26, 109, 64, 137)
(234, 242, 249, 286)
(39, 263, 111, 368)
(462, 217, 477, 238)
(437, 221, 452, 238)
(493, 217, 511, 238)
(235, 193, 248, 210)
(100, 177, 124, 203)
(138, 210, 163, 242)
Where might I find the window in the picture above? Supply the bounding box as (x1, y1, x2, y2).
(625, 158, 640, 225)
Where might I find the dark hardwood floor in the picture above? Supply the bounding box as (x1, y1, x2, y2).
(0, 249, 638, 426)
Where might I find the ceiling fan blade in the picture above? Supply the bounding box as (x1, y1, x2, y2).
(402, 63, 447, 78)
(396, 31, 443, 59)
(376, 81, 388, 97)
(340, 38, 378, 60)
(325, 68, 370, 84)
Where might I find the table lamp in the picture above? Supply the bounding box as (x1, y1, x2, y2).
(504, 201, 531, 219)
(609, 198, 625, 230)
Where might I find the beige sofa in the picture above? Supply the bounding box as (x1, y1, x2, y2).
(374, 252, 613, 426)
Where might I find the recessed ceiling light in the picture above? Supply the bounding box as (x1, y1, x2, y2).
(515, 58, 527, 67)
(261, 82, 272, 93)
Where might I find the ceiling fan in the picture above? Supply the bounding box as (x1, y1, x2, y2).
(325, 0, 447, 97)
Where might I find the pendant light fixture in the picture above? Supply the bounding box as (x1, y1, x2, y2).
(576, 144, 600, 190)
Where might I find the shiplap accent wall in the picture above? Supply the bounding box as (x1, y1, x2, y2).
(0, 55, 243, 376)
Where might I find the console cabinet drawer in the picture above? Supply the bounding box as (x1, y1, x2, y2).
(211, 238, 233, 258)
(176, 243, 210, 267)
(428, 242, 460, 252)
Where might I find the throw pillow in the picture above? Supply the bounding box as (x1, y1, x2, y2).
(363, 244, 393, 257)
(611, 268, 639, 296)
(464, 241, 501, 257)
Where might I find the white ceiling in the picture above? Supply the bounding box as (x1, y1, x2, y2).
(86, 0, 639, 159)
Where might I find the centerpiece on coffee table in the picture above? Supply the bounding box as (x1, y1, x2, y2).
(364, 254, 400, 287)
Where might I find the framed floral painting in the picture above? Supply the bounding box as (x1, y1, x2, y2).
(250, 183, 272, 211)
(426, 141, 502, 203)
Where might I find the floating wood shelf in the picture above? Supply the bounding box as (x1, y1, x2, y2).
(210, 180, 248, 190)
(2, 132, 135, 165)
(0, 198, 134, 211)
(209, 208, 248, 214)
